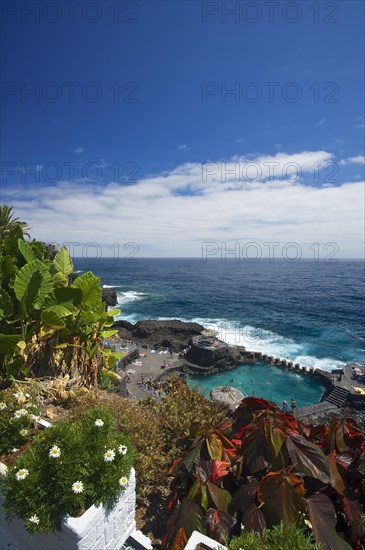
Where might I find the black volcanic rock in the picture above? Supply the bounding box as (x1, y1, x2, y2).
(186, 342, 242, 370)
(102, 287, 118, 307)
(112, 319, 204, 351)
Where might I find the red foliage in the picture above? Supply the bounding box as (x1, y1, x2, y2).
(162, 397, 365, 550)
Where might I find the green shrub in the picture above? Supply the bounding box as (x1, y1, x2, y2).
(1, 407, 134, 533)
(229, 521, 322, 550)
(0, 388, 40, 454)
(157, 377, 227, 447)
(65, 381, 226, 499)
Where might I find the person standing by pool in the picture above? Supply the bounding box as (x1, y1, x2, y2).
(291, 398, 296, 414)
(282, 401, 288, 413)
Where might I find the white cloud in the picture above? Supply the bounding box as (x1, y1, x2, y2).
(317, 118, 325, 126)
(74, 147, 84, 154)
(3, 150, 364, 258)
(178, 144, 190, 151)
(339, 155, 365, 166)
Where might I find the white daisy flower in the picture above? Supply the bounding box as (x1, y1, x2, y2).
(119, 476, 128, 487)
(104, 449, 115, 462)
(0, 402, 7, 410)
(25, 393, 31, 398)
(14, 410, 23, 419)
(72, 481, 84, 493)
(95, 419, 104, 427)
(49, 445, 61, 458)
(16, 468, 29, 481)
(118, 445, 128, 455)
(32, 414, 41, 422)
(12, 448, 19, 453)
(29, 514, 40, 525)
(20, 429, 28, 437)
(20, 409, 28, 416)
(13, 392, 24, 400)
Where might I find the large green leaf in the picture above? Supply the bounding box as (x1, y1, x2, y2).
(43, 286, 82, 317)
(206, 433, 224, 461)
(183, 439, 203, 472)
(53, 246, 73, 275)
(53, 272, 68, 286)
(101, 330, 118, 339)
(286, 432, 331, 484)
(72, 272, 101, 307)
(41, 310, 66, 330)
(0, 289, 14, 318)
(18, 239, 37, 263)
(0, 333, 21, 353)
(14, 260, 54, 312)
(0, 254, 16, 283)
(105, 308, 120, 317)
(307, 493, 352, 550)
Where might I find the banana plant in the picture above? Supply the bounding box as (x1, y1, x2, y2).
(0, 228, 122, 385)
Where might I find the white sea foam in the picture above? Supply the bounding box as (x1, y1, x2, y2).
(110, 309, 348, 372)
(116, 291, 147, 304)
(294, 355, 346, 372)
(155, 315, 344, 373)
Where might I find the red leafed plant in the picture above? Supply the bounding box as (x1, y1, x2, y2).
(162, 397, 365, 550)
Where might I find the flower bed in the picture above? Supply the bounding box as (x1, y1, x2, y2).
(0, 389, 40, 456)
(0, 406, 135, 549)
(0, 468, 136, 550)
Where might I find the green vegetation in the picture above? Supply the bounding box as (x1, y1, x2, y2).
(1, 407, 134, 533)
(0, 214, 121, 385)
(1, 207, 364, 549)
(0, 388, 40, 454)
(229, 521, 322, 550)
(68, 377, 226, 498)
(163, 396, 364, 549)
(0, 205, 30, 239)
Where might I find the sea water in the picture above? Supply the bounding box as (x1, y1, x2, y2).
(74, 257, 365, 374)
(186, 362, 326, 408)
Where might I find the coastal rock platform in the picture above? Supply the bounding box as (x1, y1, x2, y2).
(113, 319, 205, 351)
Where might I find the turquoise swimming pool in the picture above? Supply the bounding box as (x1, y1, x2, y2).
(186, 361, 326, 408)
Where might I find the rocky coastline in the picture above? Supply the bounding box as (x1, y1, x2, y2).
(112, 319, 205, 351)
(109, 292, 365, 426)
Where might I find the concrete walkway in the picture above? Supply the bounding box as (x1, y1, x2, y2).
(122, 348, 183, 400)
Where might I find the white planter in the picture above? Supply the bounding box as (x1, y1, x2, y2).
(185, 531, 227, 550)
(0, 468, 136, 550)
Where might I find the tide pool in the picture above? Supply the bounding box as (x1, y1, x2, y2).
(186, 361, 326, 408)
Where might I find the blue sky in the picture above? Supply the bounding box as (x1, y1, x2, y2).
(0, 0, 364, 257)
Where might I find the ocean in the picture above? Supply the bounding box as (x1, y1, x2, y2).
(74, 258, 365, 373)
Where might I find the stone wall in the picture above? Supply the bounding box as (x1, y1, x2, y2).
(0, 469, 136, 550)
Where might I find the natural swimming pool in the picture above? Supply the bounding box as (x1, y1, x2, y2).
(186, 361, 326, 408)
